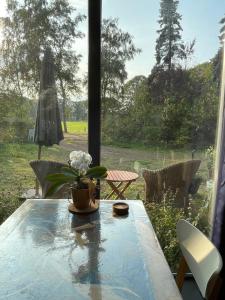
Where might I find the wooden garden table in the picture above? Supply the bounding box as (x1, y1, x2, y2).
(105, 170, 139, 199)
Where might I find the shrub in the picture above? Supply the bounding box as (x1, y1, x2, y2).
(205, 146, 215, 179)
(144, 198, 184, 271)
(144, 191, 210, 272)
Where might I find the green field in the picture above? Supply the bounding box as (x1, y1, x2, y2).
(65, 121, 87, 134)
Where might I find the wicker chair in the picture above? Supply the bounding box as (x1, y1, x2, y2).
(142, 160, 201, 208)
(30, 160, 69, 199)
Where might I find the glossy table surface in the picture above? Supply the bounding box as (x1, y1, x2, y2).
(0, 199, 181, 300)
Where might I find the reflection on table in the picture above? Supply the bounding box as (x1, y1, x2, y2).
(0, 199, 181, 300)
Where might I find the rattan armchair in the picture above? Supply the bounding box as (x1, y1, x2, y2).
(142, 160, 201, 208)
(30, 160, 68, 199)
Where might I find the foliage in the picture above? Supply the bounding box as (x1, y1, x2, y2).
(212, 48, 223, 86)
(205, 146, 215, 179)
(189, 64, 219, 147)
(102, 75, 161, 145)
(155, 0, 194, 71)
(0, 92, 34, 143)
(212, 14, 225, 85)
(67, 101, 88, 121)
(161, 96, 192, 145)
(0, 0, 85, 132)
(157, 62, 218, 147)
(148, 66, 195, 104)
(145, 199, 185, 269)
(103, 59, 219, 148)
(144, 192, 210, 271)
(219, 14, 225, 42)
(101, 18, 141, 118)
(102, 5, 219, 149)
(187, 194, 210, 235)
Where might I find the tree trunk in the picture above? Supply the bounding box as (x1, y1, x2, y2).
(59, 77, 68, 133)
(168, 18, 172, 73)
(167, 36, 172, 91)
(62, 101, 68, 133)
(101, 75, 109, 120)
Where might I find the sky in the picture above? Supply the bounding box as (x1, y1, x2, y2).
(103, 0, 225, 78)
(0, 0, 225, 81)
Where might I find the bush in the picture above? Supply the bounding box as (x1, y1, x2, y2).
(144, 192, 210, 272)
(0, 93, 35, 143)
(144, 199, 184, 270)
(205, 146, 215, 179)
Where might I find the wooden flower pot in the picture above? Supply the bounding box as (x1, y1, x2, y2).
(71, 188, 91, 210)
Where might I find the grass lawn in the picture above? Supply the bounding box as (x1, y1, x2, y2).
(65, 121, 87, 134)
(0, 143, 70, 224)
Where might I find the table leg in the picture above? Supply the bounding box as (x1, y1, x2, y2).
(115, 181, 132, 200)
(106, 181, 124, 199)
(105, 182, 123, 199)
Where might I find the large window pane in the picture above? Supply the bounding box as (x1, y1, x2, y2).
(101, 0, 225, 270)
(0, 0, 88, 221)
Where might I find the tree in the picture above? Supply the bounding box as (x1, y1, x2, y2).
(150, 0, 195, 104)
(219, 14, 225, 42)
(212, 48, 223, 86)
(65, 100, 87, 121)
(122, 76, 158, 144)
(0, 0, 85, 132)
(49, 0, 85, 132)
(160, 62, 219, 147)
(101, 18, 141, 118)
(123, 75, 149, 110)
(212, 13, 225, 85)
(155, 0, 184, 71)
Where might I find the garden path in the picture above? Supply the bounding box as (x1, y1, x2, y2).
(60, 133, 194, 171)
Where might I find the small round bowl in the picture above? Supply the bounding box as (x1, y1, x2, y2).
(113, 202, 129, 215)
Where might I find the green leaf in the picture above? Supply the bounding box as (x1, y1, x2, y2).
(86, 166, 107, 179)
(61, 167, 79, 176)
(46, 173, 75, 183)
(45, 182, 68, 198)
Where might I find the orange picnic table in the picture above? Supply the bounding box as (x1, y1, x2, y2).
(105, 170, 139, 200)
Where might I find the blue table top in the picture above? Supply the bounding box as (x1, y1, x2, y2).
(0, 199, 181, 300)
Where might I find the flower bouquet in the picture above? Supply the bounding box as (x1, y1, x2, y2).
(46, 151, 107, 211)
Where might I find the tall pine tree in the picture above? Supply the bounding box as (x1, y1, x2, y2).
(212, 13, 225, 85)
(155, 0, 184, 71)
(220, 14, 225, 42)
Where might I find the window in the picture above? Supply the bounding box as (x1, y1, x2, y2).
(101, 0, 225, 270)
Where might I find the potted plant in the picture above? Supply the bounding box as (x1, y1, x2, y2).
(46, 151, 107, 211)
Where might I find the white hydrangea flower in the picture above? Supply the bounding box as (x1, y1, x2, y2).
(69, 151, 92, 175)
(70, 150, 82, 160)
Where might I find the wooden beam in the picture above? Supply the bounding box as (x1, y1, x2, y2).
(88, 0, 102, 167)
